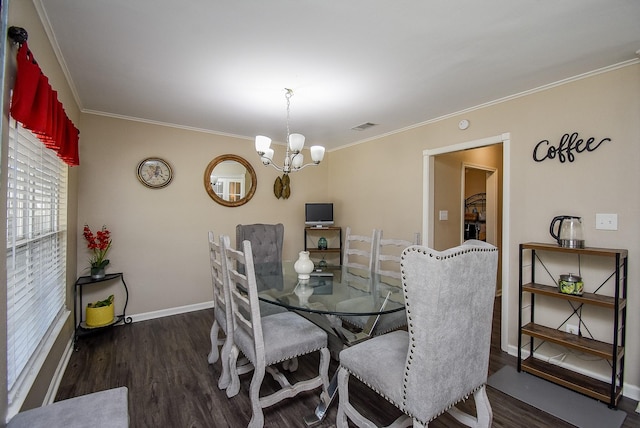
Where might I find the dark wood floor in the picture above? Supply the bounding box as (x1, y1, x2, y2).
(57, 298, 639, 427)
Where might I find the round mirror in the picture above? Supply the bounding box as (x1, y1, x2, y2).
(204, 154, 257, 207)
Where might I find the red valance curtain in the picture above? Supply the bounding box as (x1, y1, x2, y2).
(10, 41, 79, 166)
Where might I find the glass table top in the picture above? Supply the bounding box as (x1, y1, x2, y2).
(253, 262, 405, 316)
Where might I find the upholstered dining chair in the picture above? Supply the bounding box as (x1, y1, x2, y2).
(235, 223, 283, 262)
(339, 229, 418, 336)
(373, 230, 421, 283)
(336, 240, 498, 428)
(342, 227, 377, 276)
(363, 230, 421, 334)
(207, 232, 255, 390)
(207, 232, 229, 381)
(224, 239, 331, 428)
(207, 232, 291, 390)
(236, 223, 288, 316)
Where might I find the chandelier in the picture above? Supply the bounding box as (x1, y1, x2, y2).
(255, 89, 325, 175)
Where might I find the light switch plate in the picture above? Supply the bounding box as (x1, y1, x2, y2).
(596, 213, 618, 230)
(439, 210, 448, 221)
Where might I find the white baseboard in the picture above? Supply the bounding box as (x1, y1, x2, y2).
(44, 336, 74, 405)
(128, 300, 214, 323)
(506, 344, 640, 402)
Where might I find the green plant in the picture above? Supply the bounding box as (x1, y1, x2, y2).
(88, 294, 114, 308)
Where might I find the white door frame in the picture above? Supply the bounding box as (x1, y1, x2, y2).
(423, 133, 511, 352)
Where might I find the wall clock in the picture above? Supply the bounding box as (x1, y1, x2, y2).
(136, 157, 173, 188)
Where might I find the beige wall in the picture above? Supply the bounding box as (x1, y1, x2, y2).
(76, 115, 330, 314)
(329, 64, 640, 397)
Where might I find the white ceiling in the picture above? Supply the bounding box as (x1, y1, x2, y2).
(36, 0, 640, 150)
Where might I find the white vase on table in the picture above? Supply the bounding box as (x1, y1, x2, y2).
(294, 251, 314, 280)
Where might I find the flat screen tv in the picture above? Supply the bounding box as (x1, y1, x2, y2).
(305, 203, 334, 226)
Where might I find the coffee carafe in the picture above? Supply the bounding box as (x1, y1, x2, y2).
(549, 216, 584, 248)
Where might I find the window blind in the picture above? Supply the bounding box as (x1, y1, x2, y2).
(6, 121, 67, 394)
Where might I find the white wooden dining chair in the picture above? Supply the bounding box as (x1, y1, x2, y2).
(342, 226, 377, 276)
(366, 230, 421, 334)
(207, 232, 254, 390)
(336, 241, 498, 428)
(374, 230, 421, 283)
(224, 239, 331, 428)
(207, 232, 228, 379)
(208, 232, 291, 390)
(339, 230, 420, 335)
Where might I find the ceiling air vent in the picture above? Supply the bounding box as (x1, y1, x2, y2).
(351, 122, 377, 131)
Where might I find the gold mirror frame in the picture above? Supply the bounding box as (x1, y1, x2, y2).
(203, 154, 257, 207)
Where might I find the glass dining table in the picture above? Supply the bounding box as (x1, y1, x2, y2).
(253, 262, 406, 425)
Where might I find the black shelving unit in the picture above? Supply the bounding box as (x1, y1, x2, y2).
(517, 242, 627, 408)
(464, 193, 486, 241)
(74, 272, 132, 348)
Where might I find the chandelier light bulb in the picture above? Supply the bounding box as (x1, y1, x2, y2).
(262, 148, 274, 164)
(288, 133, 305, 153)
(310, 146, 325, 163)
(291, 153, 304, 169)
(255, 88, 324, 175)
(255, 135, 272, 153)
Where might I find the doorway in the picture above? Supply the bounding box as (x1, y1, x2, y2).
(462, 164, 497, 245)
(422, 133, 511, 352)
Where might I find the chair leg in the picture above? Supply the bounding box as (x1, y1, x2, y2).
(318, 348, 330, 403)
(226, 345, 241, 398)
(217, 335, 233, 390)
(474, 386, 493, 428)
(336, 367, 350, 428)
(207, 319, 221, 364)
(248, 365, 266, 428)
(446, 385, 492, 428)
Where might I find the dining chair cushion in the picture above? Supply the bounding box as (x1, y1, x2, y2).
(234, 311, 327, 366)
(335, 296, 407, 335)
(339, 330, 408, 405)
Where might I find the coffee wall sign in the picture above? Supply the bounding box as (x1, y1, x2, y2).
(533, 132, 611, 163)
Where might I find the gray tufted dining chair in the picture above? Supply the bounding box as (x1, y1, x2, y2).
(224, 239, 331, 428)
(236, 223, 288, 307)
(336, 240, 498, 428)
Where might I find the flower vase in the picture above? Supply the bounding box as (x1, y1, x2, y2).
(318, 237, 328, 250)
(91, 267, 106, 279)
(294, 251, 314, 280)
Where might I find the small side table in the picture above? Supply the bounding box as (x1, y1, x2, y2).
(74, 272, 132, 348)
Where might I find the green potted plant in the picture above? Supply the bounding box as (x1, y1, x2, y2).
(86, 294, 115, 327)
